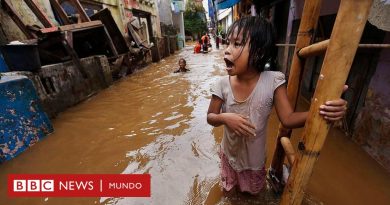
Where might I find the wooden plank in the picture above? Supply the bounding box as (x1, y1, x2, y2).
(23, 0, 56, 28)
(68, 0, 91, 22)
(58, 20, 102, 32)
(61, 35, 88, 78)
(40, 21, 103, 34)
(64, 31, 73, 48)
(49, 0, 71, 25)
(1, 0, 35, 39)
(102, 26, 119, 57)
(280, 0, 374, 204)
(269, 0, 322, 189)
(40, 27, 60, 34)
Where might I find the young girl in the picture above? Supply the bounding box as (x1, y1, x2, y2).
(174, 58, 189, 73)
(207, 16, 347, 195)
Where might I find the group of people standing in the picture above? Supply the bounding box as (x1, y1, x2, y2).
(194, 33, 211, 54)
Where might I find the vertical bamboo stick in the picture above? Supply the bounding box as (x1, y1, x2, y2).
(270, 0, 322, 182)
(69, 0, 91, 22)
(280, 0, 373, 204)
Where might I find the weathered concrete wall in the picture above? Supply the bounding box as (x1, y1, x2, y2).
(353, 33, 390, 172)
(0, 75, 53, 162)
(150, 36, 169, 62)
(38, 55, 112, 118)
(2, 55, 113, 118)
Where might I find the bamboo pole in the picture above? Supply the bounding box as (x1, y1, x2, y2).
(269, 0, 322, 185)
(280, 0, 373, 204)
(280, 137, 295, 166)
(277, 43, 390, 48)
(297, 40, 390, 58)
(278, 42, 390, 54)
(298, 39, 329, 58)
(358, 44, 390, 48)
(276, 44, 296, 47)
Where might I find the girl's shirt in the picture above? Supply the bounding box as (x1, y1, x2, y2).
(212, 71, 285, 171)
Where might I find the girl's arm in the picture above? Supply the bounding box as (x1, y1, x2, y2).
(207, 95, 225, 126)
(207, 95, 256, 137)
(274, 85, 347, 129)
(274, 85, 307, 128)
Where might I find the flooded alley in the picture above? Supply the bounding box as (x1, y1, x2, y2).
(1, 44, 390, 205)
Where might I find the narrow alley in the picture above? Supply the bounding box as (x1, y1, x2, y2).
(1, 42, 390, 205)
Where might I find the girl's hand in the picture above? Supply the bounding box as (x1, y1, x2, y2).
(319, 85, 348, 121)
(222, 113, 256, 138)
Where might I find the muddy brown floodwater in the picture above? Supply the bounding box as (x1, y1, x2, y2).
(1, 42, 390, 205)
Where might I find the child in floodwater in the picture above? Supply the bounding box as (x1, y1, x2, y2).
(194, 40, 202, 54)
(207, 16, 347, 195)
(174, 58, 189, 73)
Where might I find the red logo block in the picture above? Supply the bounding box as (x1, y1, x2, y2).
(8, 174, 151, 197)
(13, 180, 54, 192)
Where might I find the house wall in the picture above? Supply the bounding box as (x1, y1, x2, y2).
(89, 0, 161, 37)
(353, 33, 390, 172)
(293, 0, 340, 20)
(217, 8, 232, 34)
(157, 0, 173, 25)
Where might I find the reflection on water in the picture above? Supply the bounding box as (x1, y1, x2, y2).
(1, 43, 390, 205)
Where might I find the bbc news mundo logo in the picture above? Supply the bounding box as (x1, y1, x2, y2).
(8, 174, 151, 197)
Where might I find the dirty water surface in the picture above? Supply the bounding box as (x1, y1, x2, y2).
(1, 43, 390, 205)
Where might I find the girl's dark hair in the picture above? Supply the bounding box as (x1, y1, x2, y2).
(226, 16, 276, 72)
(179, 58, 186, 64)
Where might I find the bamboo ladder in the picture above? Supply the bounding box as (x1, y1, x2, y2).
(267, 0, 375, 204)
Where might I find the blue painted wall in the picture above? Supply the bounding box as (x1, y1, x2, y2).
(0, 75, 53, 162)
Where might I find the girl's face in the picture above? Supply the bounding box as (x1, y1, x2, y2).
(224, 28, 250, 76)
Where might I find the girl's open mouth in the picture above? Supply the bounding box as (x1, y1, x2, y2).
(224, 58, 234, 70)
